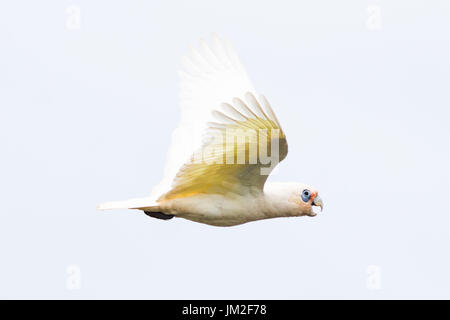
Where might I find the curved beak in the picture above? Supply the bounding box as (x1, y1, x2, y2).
(312, 196, 324, 212)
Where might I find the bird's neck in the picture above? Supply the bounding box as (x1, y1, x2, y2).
(261, 183, 300, 218)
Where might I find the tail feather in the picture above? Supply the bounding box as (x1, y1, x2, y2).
(97, 197, 160, 211)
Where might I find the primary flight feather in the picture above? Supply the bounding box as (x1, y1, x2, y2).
(98, 34, 323, 226)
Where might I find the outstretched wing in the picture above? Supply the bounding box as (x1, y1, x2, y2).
(98, 35, 287, 211)
(160, 92, 288, 201)
(151, 34, 256, 198)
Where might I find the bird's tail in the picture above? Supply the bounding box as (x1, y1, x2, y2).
(97, 197, 160, 211)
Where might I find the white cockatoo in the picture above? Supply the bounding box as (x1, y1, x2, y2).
(98, 34, 323, 226)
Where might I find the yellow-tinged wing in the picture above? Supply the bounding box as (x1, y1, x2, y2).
(98, 35, 287, 212)
(150, 34, 256, 199)
(160, 92, 288, 201)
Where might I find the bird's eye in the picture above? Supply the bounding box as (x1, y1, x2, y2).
(301, 189, 311, 202)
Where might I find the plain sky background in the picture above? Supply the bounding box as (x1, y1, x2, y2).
(1, 1, 449, 299)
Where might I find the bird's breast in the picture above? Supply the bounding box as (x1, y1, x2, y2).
(159, 193, 267, 226)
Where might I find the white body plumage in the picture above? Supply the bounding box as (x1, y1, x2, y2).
(154, 183, 314, 227)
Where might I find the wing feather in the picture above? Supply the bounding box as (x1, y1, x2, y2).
(151, 34, 256, 198)
(160, 93, 288, 201)
(98, 35, 288, 211)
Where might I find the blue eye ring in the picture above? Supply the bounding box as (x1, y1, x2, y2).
(301, 189, 311, 202)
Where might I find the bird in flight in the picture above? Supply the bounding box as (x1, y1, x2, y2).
(98, 34, 323, 226)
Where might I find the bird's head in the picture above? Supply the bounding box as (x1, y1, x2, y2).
(263, 182, 324, 219)
(294, 184, 324, 217)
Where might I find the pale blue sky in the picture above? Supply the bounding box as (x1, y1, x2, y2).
(0, 0, 449, 298)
